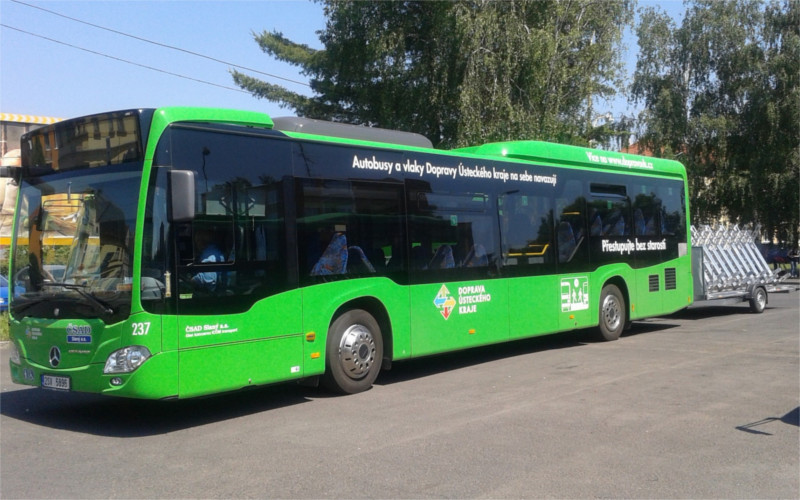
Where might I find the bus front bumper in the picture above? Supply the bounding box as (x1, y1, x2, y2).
(9, 349, 178, 400)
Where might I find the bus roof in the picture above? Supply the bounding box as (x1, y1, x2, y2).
(455, 141, 686, 177)
(153, 107, 274, 129)
(155, 107, 685, 178)
(272, 116, 433, 149)
(34, 107, 684, 179)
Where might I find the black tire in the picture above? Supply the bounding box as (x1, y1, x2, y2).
(749, 287, 767, 314)
(598, 284, 626, 341)
(323, 309, 383, 394)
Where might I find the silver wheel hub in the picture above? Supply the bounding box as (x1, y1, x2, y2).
(756, 290, 766, 308)
(337, 324, 376, 380)
(602, 294, 622, 331)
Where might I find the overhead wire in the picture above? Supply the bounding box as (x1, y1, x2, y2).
(8, 0, 311, 88)
(1, 24, 251, 94)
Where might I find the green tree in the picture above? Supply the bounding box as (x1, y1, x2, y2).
(233, 0, 632, 148)
(631, 0, 799, 244)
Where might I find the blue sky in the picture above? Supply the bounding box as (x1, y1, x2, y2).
(1, 0, 685, 123)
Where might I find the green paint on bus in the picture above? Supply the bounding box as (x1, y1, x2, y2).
(7, 107, 692, 398)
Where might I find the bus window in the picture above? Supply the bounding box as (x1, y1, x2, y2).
(297, 179, 404, 283)
(631, 183, 660, 236)
(407, 190, 498, 282)
(555, 179, 588, 267)
(587, 197, 630, 238)
(500, 192, 553, 272)
(657, 181, 686, 239)
(147, 125, 292, 313)
(588, 183, 630, 237)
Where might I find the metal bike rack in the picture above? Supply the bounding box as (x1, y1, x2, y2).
(691, 224, 789, 303)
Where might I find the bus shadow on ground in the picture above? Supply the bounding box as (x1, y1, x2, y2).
(0, 322, 679, 436)
(621, 320, 681, 339)
(376, 321, 679, 387)
(671, 304, 766, 320)
(0, 383, 313, 438)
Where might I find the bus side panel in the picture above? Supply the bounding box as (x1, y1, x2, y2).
(558, 273, 598, 331)
(300, 278, 412, 364)
(177, 290, 303, 350)
(663, 256, 693, 314)
(176, 290, 304, 398)
(508, 275, 561, 340)
(160, 313, 177, 352)
(178, 336, 304, 398)
(557, 265, 637, 331)
(409, 279, 509, 357)
(631, 256, 692, 320)
(632, 266, 662, 320)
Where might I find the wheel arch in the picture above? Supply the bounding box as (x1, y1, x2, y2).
(601, 275, 630, 318)
(331, 296, 393, 368)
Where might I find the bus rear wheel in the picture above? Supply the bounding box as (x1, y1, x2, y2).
(323, 309, 383, 394)
(598, 284, 626, 341)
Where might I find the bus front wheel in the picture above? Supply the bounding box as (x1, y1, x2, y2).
(323, 309, 383, 394)
(598, 284, 626, 341)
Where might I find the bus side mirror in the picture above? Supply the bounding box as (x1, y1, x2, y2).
(168, 170, 195, 222)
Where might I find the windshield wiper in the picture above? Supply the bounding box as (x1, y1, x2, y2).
(41, 282, 115, 316)
(11, 296, 54, 316)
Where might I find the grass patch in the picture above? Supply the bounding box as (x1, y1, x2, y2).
(0, 312, 9, 341)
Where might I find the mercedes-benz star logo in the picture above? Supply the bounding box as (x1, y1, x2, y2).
(49, 346, 61, 368)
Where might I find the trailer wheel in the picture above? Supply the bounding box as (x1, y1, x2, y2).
(598, 284, 626, 341)
(749, 287, 767, 314)
(323, 309, 383, 394)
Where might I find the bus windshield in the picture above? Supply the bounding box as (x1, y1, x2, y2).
(21, 111, 144, 174)
(11, 167, 141, 322)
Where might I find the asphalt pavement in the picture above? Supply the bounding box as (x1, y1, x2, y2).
(1, 290, 798, 499)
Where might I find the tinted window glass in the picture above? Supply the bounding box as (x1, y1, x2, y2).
(658, 181, 686, 240)
(22, 111, 146, 174)
(500, 192, 554, 274)
(407, 184, 499, 283)
(587, 183, 632, 266)
(297, 179, 405, 284)
(555, 178, 588, 269)
(587, 197, 630, 238)
(631, 183, 660, 237)
(151, 125, 292, 314)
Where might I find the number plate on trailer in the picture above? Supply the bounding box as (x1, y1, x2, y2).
(41, 374, 71, 391)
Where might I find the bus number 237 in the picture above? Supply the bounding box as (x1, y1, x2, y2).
(132, 322, 151, 336)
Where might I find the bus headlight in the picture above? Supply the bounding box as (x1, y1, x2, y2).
(104, 346, 151, 374)
(10, 343, 21, 365)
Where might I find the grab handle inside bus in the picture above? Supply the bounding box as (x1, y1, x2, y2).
(169, 169, 195, 222)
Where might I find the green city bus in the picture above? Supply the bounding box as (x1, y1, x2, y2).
(6, 107, 692, 398)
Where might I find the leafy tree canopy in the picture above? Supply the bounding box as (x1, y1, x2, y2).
(233, 0, 632, 148)
(631, 0, 799, 244)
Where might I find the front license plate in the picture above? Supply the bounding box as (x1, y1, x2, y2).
(41, 374, 71, 391)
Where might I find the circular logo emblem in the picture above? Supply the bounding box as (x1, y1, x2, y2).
(49, 346, 61, 367)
